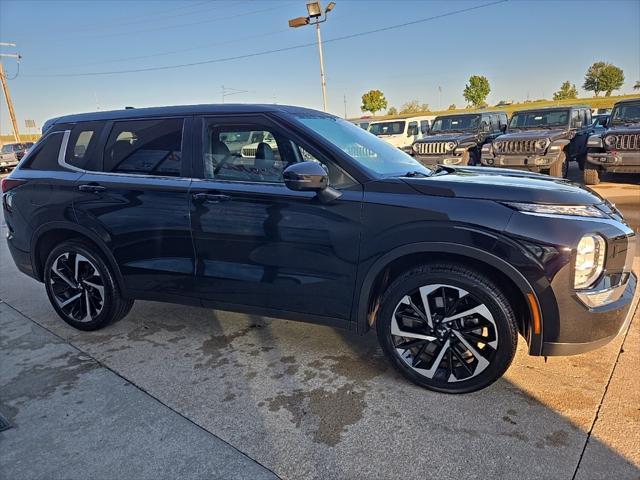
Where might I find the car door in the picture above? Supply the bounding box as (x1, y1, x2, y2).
(72, 116, 196, 298)
(189, 115, 362, 322)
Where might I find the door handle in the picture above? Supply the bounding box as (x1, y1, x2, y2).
(192, 192, 231, 203)
(78, 184, 106, 193)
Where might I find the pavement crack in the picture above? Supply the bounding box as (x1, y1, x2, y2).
(571, 298, 639, 480)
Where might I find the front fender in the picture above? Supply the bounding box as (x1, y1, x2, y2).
(352, 237, 546, 355)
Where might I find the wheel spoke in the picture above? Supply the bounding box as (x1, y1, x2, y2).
(52, 257, 77, 289)
(418, 285, 440, 328)
(395, 338, 427, 350)
(412, 341, 429, 367)
(443, 304, 491, 323)
(413, 339, 450, 379)
(57, 292, 82, 308)
(453, 330, 490, 372)
(83, 280, 104, 298)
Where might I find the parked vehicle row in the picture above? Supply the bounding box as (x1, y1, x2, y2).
(2, 103, 636, 394)
(380, 98, 638, 183)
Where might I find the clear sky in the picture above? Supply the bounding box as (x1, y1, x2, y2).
(1, 0, 639, 133)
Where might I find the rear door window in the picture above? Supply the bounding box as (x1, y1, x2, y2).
(66, 121, 104, 169)
(103, 118, 184, 176)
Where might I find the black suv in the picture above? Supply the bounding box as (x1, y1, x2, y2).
(2, 105, 636, 394)
(412, 111, 508, 166)
(584, 97, 640, 185)
(481, 106, 593, 177)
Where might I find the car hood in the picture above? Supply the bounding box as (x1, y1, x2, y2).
(401, 166, 603, 205)
(416, 132, 478, 143)
(498, 129, 568, 141)
(605, 124, 640, 136)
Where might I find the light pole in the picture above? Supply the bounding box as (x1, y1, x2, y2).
(288, 1, 335, 112)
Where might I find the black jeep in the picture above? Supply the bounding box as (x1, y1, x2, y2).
(481, 106, 593, 177)
(411, 111, 507, 166)
(584, 97, 640, 185)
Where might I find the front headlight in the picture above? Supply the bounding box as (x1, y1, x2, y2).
(604, 135, 616, 147)
(503, 202, 610, 218)
(446, 141, 456, 151)
(535, 139, 549, 151)
(587, 135, 603, 147)
(574, 234, 606, 289)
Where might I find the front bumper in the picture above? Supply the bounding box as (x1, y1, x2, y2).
(481, 151, 562, 172)
(586, 151, 640, 173)
(542, 273, 636, 355)
(0, 158, 19, 169)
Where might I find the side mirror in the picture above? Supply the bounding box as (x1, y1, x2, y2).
(283, 161, 341, 203)
(501, 124, 507, 133)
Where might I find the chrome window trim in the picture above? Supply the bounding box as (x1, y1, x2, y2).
(58, 130, 85, 172)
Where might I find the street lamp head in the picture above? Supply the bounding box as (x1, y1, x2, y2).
(306, 1, 323, 18)
(325, 2, 336, 13)
(288, 16, 310, 28)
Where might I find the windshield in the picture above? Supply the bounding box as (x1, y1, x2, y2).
(1, 145, 14, 154)
(430, 115, 479, 133)
(610, 103, 640, 124)
(295, 115, 431, 177)
(509, 110, 569, 129)
(368, 121, 406, 136)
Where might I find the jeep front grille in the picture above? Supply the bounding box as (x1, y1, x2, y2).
(414, 142, 452, 155)
(607, 134, 640, 151)
(241, 147, 257, 158)
(494, 140, 537, 154)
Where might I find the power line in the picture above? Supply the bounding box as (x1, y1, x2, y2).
(39, 28, 288, 70)
(72, 2, 296, 40)
(23, 1, 507, 78)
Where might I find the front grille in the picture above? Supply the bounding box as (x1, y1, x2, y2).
(494, 140, 537, 154)
(414, 142, 452, 155)
(241, 147, 257, 158)
(607, 134, 640, 150)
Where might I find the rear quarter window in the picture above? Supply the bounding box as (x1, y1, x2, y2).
(22, 133, 64, 171)
(65, 121, 105, 170)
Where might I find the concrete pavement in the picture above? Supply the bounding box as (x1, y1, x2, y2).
(1, 165, 638, 479)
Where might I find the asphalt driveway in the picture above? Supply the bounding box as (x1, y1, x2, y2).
(1, 165, 639, 480)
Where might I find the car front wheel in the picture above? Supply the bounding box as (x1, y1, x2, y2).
(376, 263, 518, 393)
(44, 240, 133, 331)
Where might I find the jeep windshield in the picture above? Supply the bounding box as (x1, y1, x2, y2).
(610, 103, 640, 125)
(294, 115, 431, 177)
(430, 115, 479, 133)
(509, 110, 569, 129)
(368, 121, 406, 136)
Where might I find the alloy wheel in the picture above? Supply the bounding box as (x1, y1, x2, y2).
(49, 252, 105, 322)
(391, 284, 498, 383)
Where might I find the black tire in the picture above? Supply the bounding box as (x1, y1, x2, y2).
(549, 151, 567, 178)
(584, 166, 600, 185)
(376, 263, 518, 393)
(44, 239, 133, 331)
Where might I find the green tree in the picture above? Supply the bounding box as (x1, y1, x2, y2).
(399, 100, 429, 114)
(463, 75, 491, 107)
(387, 106, 398, 115)
(553, 81, 578, 100)
(583, 62, 625, 97)
(448, 104, 456, 110)
(634, 80, 640, 90)
(360, 90, 388, 115)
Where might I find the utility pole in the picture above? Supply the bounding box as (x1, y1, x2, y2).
(343, 94, 347, 118)
(0, 42, 21, 143)
(438, 86, 442, 111)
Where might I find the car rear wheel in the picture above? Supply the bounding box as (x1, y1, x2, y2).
(584, 166, 600, 185)
(549, 151, 567, 178)
(376, 263, 518, 393)
(44, 240, 133, 331)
